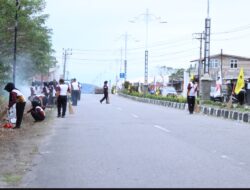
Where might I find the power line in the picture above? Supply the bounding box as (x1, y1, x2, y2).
(212, 32, 250, 41)
(212, 24, 250, 35)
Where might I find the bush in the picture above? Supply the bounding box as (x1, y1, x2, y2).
(121, 90, 187, 103)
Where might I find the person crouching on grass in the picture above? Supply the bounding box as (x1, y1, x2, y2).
(27, 98, 45, 122)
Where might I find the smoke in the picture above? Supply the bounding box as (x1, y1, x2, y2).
(13, 53, 36, 100)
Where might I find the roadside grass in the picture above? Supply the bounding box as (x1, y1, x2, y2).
(2, 173, 22, 184)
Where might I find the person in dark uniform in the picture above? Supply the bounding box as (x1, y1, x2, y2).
(100, 80, 109, 104)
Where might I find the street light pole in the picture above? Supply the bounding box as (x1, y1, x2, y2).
(13, 0, 20, 84)
(129, 9, 167, 93)
(116, 33, 138, 82)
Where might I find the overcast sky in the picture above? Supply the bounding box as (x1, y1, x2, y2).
(44, 0, 250, 86)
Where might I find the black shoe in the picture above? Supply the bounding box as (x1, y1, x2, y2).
(57, 115, 61, 118)
(13, 126, 20, 129)
(100, 100, 102, 104)
(62, 115, 65, 118)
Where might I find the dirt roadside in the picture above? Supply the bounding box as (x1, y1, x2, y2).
(0, 104, 56, 188)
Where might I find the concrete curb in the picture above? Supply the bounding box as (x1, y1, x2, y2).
(118, 93, 250, 124)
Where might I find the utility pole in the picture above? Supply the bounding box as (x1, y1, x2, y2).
(200, 0, 212, 101)
(117, 32, 138, 83)
(62, 48, 72, 80)
(13, 0, 20, 84)
(193, 32, 205, 97)
(204, 0, 211, 74)
(124, 32, 128, 81)
(220, 49, 223, 85)
(120, 47, 124, 83)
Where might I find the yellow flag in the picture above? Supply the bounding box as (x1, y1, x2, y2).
(234, 68, 245, 95)
(190, 74, 194, 81)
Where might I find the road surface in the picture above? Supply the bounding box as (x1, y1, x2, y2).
(20, 94, 250, 188)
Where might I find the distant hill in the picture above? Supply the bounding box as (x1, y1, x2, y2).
(81, 83, 99, 94)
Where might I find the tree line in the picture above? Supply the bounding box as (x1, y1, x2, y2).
(0, 0, 56, 93)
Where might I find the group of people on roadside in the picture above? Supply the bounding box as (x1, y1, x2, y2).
(29, 80, 57, 108)
(4, 82, 47, 129)
(3, 77, 82, 129)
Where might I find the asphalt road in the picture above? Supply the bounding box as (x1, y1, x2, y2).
(20, 94, 250, 188)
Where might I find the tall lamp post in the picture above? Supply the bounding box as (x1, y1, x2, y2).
(129, 8, 167, 94)
(117, 32, 139, 82)
(13, 0, 20, 84)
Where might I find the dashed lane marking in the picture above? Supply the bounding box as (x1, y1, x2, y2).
(220, 155, 231, 160)
(131, 114, 139, 118)
(153, 125, 170, 133)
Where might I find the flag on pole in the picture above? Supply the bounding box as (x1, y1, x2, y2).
(190, 74, 194, 81)
(215, 70, 222, 95)
(234, 68, 245, 95)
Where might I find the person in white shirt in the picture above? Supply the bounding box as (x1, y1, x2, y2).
(71, 78, 80, 106)
(56, 79, 70, 118)
(187, 77, 198, 114)
(4, 82, 26, 129)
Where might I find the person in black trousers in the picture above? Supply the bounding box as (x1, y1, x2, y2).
(4, 82, 26, 129)
(56, 79, 70, 118)
(187, 78, 198, 114)
(100, 80, 109, 104)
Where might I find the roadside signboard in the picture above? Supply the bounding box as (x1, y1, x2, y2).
(120, 73, 125, 78)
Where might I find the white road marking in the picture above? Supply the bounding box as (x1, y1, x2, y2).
(220, 155, 230, 160)
(153, 125, 170, 133)
(131, 114, 139, 118)
(211, 150, 217, 154)
(238, 162, 246, 166)
(40, 151, 51, 154)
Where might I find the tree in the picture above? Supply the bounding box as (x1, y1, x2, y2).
(169, 68, 185, 81)
(0, 0, 56, 84)
(157, 66, 174, 85)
